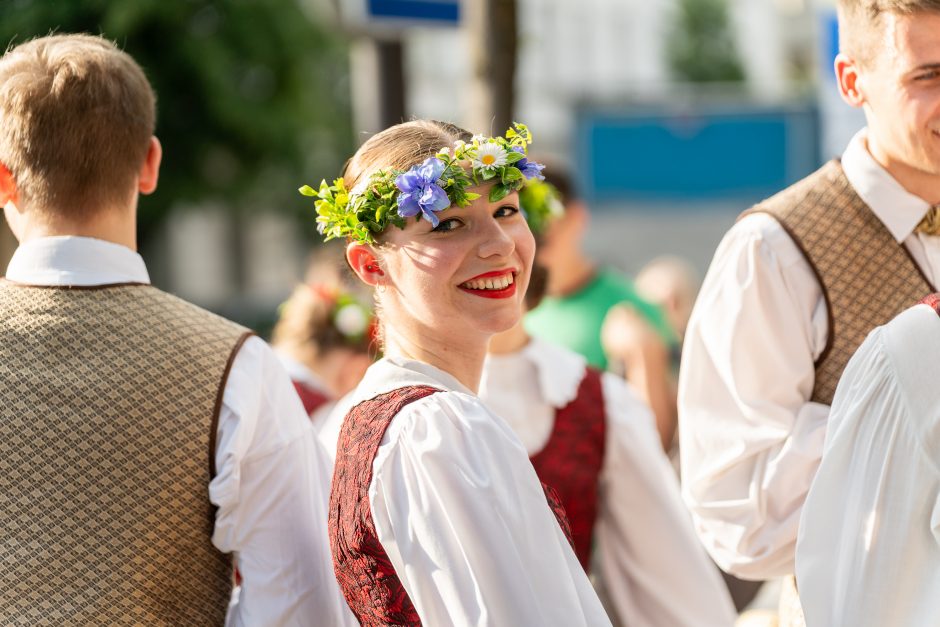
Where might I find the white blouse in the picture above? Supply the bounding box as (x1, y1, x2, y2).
(322, 356, 612, 627)
(796, 303, 940, 627)
(678, 128, 940, 579)
(479, 339, 736, 627)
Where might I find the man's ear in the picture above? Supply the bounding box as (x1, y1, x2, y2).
(0, 162, 18, 207)
(835, 53, 866, 108)
(346, 242, 386, 287)
(138, 136, 162, 195)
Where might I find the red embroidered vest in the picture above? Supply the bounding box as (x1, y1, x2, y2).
(328, 385, 573, 626)
(920, 293, 940, 315)
(529, 368, 607, 569)
(292, 380, 330, 416)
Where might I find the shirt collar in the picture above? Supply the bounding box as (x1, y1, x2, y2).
(346, 355, 475, 408)
(517, 337, 587, 408)
(5, 236, 150, 286)
(841, 128, 933, 243)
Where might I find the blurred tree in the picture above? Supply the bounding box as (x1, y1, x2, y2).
(463, 0, 517, 134)
(0, 0, 353, 245)
(667, 0, 745, 83)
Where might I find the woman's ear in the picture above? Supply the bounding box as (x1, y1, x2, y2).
(346, 242, 386, 287)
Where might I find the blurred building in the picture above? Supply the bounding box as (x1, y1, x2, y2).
(401, 0, 861, 274)
(1, 0, 865, 329)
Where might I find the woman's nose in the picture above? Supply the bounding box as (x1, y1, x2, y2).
(476, 217, 515, 259)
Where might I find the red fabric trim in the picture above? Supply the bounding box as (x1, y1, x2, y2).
(529, 368, 607, 569)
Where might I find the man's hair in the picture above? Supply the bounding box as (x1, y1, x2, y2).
(0, 34, 156, 217)
(838, 0, 940, 67)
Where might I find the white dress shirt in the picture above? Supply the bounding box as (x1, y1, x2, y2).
(479, 338, 737, 627)
(5, 236, 354, 627)
(322, 356, 612, 627)
(796, 303, 940, 627)
(678, 128, 940, 579)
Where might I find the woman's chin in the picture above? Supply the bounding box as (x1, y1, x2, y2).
(477, 309, 522, 336)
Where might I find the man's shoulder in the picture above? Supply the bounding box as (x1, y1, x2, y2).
(142, 285, 250, 337)
(745, 160, 846, 218)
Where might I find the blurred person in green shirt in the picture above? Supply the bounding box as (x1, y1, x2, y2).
(524, 165, 679, 449)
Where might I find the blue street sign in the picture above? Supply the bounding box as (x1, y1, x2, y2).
(576, 104, 820, 204)
(367, 0, 459, 24)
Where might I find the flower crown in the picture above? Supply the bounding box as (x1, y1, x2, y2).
(299, 123, 546, 245)
(307, 283, 374, 342)
(519, 179, 564, 235)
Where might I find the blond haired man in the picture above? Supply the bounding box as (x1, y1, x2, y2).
(0, 34, 351, 625)
(678, 0, 940, 624)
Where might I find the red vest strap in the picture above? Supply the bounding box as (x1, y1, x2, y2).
(329, 385, 440, 627)
(529, 367, 607, 569)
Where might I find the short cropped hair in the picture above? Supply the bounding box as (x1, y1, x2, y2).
(0, 34, 156, 217)
(838, 0, 940, 67)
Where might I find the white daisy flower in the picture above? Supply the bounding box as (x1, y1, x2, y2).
(334, 303, 369, 337)
(472, 142, 508, 172)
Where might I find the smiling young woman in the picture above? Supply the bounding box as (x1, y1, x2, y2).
(303, 120, 611, 627)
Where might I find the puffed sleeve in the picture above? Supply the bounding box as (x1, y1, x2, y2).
(678, 214, 830, 578)
(211, 336, 355, 626)
(370, 391, 612, 627)
(797, 306, 940, 627)
(596, 373, 736, 627)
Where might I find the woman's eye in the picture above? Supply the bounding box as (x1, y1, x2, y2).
(915, 70, 939, 81)
(495, 205, 519, 218)
(432, 218, 462, 232)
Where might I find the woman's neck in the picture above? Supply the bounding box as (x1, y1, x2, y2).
(487, 320, 530, 355)
(384, 328, 487, 393)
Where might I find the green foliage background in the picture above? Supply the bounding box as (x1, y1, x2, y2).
(667, 0, 745, 84)
(0, 0, 353, 245)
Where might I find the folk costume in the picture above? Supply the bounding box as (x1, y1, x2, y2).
(796, 298, 940, 627)
(479, 338, 736, 627)
(0, 237, 348, 625)
(324, 357, 611, 626)
(679, 129, 939, 624)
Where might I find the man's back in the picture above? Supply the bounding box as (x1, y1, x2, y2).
(0, 281, 248, 624)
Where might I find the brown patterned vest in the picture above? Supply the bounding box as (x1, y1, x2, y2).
(740, 159, 934, 405)
(0, 281, 251, 625)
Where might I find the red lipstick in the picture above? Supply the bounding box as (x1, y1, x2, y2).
(458, 268, 519, 299)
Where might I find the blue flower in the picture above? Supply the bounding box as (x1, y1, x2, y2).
(395, 157, 451, 227)
(511, 146, 545, 181)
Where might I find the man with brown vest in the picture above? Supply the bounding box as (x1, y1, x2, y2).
(0, 34, 352, 625)
(678, 0, 940, 624)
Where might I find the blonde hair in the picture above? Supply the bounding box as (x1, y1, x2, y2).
(343, 120, 472, 193)
(0, 34, 156, 217)
(838, 0, 940, 67)
(271, 283, 373, 366)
